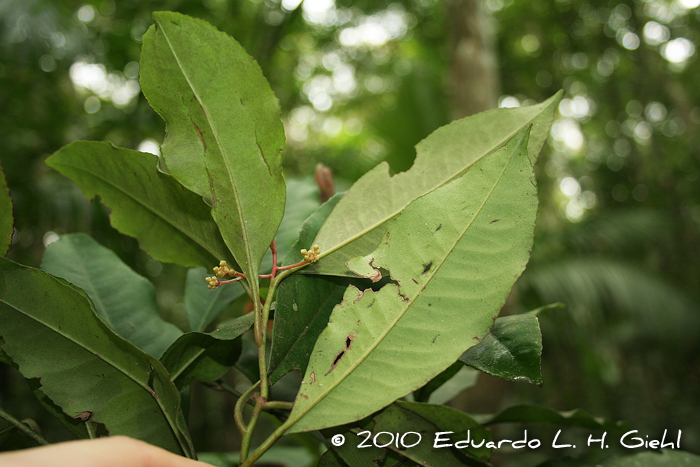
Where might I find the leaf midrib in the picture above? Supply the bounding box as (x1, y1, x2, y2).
(0, 278, 182, 449)
(52, 161, 219, 262)
(316, 107, 546, 259)
(290, 134, 524, 429)
(158, 21, 254, 280)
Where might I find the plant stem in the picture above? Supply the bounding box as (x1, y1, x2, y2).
(0, 406, 49, 446)
(239, 418, 295, 467)
(237, 247, 311, 465)
(234, 381, 260, 435)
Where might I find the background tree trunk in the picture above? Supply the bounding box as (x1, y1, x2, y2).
(448, 0, 500, 118)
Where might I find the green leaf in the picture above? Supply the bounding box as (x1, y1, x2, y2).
(160, 313, 254, 389)
(286, 128, 537, 433)
(269, 194, 354, 384)
(459, 312, 543, 385)
(45, 141, 232, 269)
(0, 258, 194, 457)
(41, 233, 183, 359)
(536, 450, 700, 467)
(275, 177, 322, 261)
(141, 11, 286, 298)
(422, 366, 479, 405)
(373, 402, 491, 465)
(185, 267, 246, 333)
(483, 404, 629, 434)
(0, 164, 12, 257)
(325, 402, 490, 467)
(413, 362, 463, 403)
(305, 92, 561, 276)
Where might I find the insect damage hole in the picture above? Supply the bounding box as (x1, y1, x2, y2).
(422, 261, 433, 274)
(325, 333, 355, 375)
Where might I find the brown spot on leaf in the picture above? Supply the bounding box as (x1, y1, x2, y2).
(325, 333, 355, 376)
(490, 219, 500, 224)
(310, 372, 316, 384)
(75, 411, 92, 422)
(435, 224, 443, 232)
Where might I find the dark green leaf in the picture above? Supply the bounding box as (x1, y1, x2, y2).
(269, 194, 351, 384)
(0, 258, 194, 457)
(325, 402, 491, 467)
(483, 404, 629, 434)
(185, 267, 246, 333)
(459, 312, 543, 385)
(45, 141, 232, 269)
(0, 164, 12, 258)
(141, 12, 286, 301)
(160, 313, 254, 389)
(41, 233, 183, 358)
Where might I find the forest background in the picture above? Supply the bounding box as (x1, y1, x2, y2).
(1, 0, 699, 464)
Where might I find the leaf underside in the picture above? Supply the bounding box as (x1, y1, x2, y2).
(305, 92, 561, 277)
(287, 127, 538, 433)
(141, 11, 286, 294)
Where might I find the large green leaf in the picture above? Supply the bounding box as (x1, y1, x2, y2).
(140, 11, 286, 298)
(185, 267, 245, 333)
(536, 450, 700, 467)
(459, 312, 543, 385)
(0, 258, 194, 457)
(45, 141, 232, 269)
(286, 128, 537, 432)
(0, 164, 12, 257)
(305, 92, 561, 276)
(41, 233, 183, 359)
(160, 313, 254, 389)
(269, 194, 357, 384)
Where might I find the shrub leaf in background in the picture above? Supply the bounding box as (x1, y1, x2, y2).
(286, 128, 538, 433)
(268, 194, 357, 383)
(46, 142, 232, 269)
(140, 11, 286, 298)
(41, 233, 183, 359)
(460, 312, 544, 385)
(305, 92, 561, 277)
(0, 259, 194, 457)
(185, 267, 246, 333)
(161, 313, 254, 389)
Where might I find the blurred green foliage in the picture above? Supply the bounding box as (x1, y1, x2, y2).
(1, 0, 699, 461)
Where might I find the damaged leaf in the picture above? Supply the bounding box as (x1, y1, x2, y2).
(304, 92, 561, 277)
(286, 127, 539, 433)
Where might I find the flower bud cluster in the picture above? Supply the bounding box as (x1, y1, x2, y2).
(213, 260, 236, 278)
(300, 245, 320, 263)
(205, 276, 220, 289)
